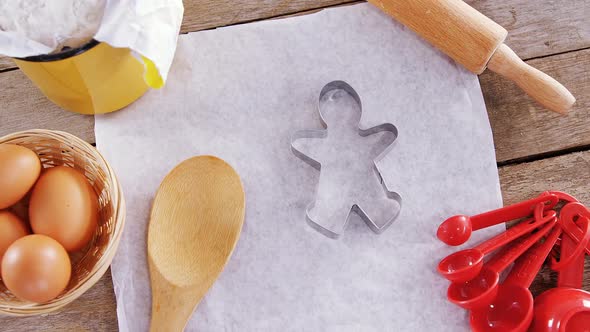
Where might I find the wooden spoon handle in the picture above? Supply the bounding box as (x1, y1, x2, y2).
(149, 261, 207, 332)
(487, 44, 575, 114)
(150, 295, 194, 332)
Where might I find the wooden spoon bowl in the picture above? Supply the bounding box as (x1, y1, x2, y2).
(148, 156, 245, 332)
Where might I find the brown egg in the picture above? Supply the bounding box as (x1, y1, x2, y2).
(0, 144, 41, 209)
(29, 166, 99, 252)
(0, 210, 29, 274)
(1, 234, 71, 303)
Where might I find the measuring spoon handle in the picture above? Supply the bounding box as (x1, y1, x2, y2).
(470, 194, 558, 231)
(558, 227, 586, 288)
(552, 202, 590, 270)
(486, 220, 556, 274)
(504, 226, 561, 288)
(552, 216, 590, 271)
(542, 190, 579, 203)
(474, 210, 556, 255)
(561, 222, 590, 256)
(559, 203, 590, 256)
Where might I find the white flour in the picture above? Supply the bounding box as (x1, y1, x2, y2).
(0, 0, 106, 52)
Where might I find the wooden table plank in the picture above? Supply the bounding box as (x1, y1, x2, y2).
(2, 48, 586, 163)
(484, 48, 590, 163)
(466, 0, 590, 60)
(1, 0, 589, 71)
(189, 0, 590, 60)
(1, 271, 118, 332)
(0, 58, 14, 72)
(499, 150, 590, 295)
(0, 1, 588, 330)
(0, 69, 94, 142)
(500, 151, 590, 206)
(2, 150, 588, 330)
(181, 0, 352, 33)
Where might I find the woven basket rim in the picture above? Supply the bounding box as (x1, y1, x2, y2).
(0, 129, 125, 316)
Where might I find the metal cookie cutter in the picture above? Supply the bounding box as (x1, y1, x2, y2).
(291, 81, 401, 238)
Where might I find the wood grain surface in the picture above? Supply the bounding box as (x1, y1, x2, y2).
(0, 58, 14, 72)
(1, 272, 118, 332)
(0, 0, 588, 331)
(465, 0, 590, 60)
(485, 48, 589, 163)
(3, 150, 588, 331)
(1, 47, 583, 162)
(1, 0, 588, 71)
(499, 151, 590, 296)
(486, 43, 575, 115)
(0, 70, 94, 142)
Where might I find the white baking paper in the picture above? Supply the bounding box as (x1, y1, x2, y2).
(0, 0, 183, 82)
(95, 3, 503, 331)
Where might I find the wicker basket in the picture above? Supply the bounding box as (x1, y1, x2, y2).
(0, 129, 125, 316)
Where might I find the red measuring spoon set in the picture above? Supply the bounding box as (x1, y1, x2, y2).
(436, 191, 590, 332)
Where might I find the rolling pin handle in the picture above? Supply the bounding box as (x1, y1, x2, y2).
(487, 44, 576, 115)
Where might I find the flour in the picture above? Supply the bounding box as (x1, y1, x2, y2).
(0, 0, 106, 52)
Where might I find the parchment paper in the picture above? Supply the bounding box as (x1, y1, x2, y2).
(95, 4, 503, 331)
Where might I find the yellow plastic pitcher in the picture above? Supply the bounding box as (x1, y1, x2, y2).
(13, 40, 152, 115)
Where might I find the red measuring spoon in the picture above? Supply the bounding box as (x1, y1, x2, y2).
(446, 220, 556, 310)
(551, 217, 590, 272)
(541, 190, 579, 204)
(438, 208, 556, 282)
(437, 193, 558, 246)
(531, 206, 590, 332)
(468, 224, 562, 331)
(560, 223, 590, 256)
(553, 203, 590, 286)
(530, 200, 590, 331)
(531, 288, 590, 332)
(541, 191, 590, 256)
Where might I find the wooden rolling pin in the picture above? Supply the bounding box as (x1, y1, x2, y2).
(368, 0, 576, 114)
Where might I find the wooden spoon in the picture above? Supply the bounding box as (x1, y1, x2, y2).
(147, 156, 245, 332)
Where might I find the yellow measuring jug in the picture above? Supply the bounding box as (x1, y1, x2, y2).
(13, 40, 153, 115)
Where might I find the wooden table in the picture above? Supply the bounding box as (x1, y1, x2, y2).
(1, 1, 588, 330)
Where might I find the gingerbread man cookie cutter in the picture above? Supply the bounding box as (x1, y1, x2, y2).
(291, 81, 401, 238)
